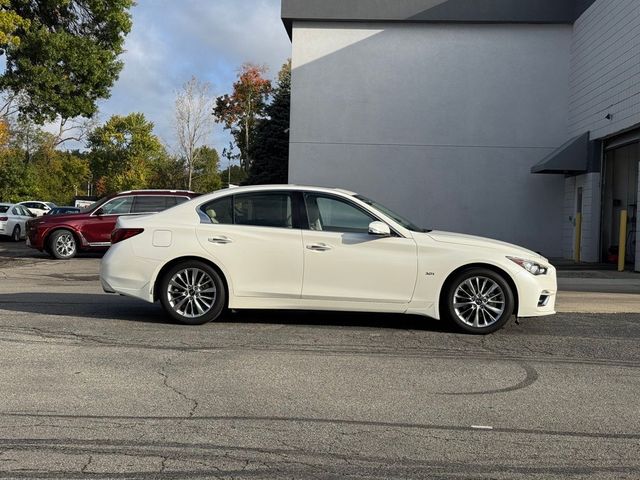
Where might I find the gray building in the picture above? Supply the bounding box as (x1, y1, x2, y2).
(281, 0, 640, 270)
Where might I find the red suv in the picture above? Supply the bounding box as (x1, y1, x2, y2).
(26, 190, 199, 259)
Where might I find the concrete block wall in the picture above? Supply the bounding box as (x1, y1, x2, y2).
(569, 0, 640, 140)
(289, 23, 571, 257)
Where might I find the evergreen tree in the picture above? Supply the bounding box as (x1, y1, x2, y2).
(246, 60, 290, 185)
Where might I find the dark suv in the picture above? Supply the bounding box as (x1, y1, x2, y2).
(26, 190, 199, 259)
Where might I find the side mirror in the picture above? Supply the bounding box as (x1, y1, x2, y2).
(369, 221, 391, 237)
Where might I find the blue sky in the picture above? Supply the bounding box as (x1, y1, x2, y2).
(95, 0, 291, 156)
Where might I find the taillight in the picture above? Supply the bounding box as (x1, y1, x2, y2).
(111, 228, 144, 244)
(0, 217, 7, 221)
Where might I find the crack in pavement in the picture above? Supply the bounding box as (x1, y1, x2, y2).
(158, 359, 199, 418)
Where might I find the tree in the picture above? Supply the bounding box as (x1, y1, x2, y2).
(148, 155, 187, 191)
(87, 113, 166, 195)
(213, 63, 272, 172)
(0, 0, 133, 124)
(0, 149, 38, 201)
(246, 60, 291, 185)
(174, 76, 215, 190)
(0, 0, 29, 49)
(219, 165, 247, 188)
(191, 145, 221, 193)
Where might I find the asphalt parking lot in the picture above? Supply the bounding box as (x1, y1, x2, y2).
(0, 240, 639, 479)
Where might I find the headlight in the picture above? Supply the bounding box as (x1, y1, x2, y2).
(507, 256, 548, 275)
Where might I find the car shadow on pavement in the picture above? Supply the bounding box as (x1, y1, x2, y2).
(0, 292, 458, 333)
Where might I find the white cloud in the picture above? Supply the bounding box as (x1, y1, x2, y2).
(96, 0, 291, 153)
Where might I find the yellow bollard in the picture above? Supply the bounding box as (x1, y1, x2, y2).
(618, 209, 628, 272)
(574, 213, 582, 263)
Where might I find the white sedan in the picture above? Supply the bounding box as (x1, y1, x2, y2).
(18, 201, 56, 217)
(101, 185, 557, 334)
(0, 203, 33, 241)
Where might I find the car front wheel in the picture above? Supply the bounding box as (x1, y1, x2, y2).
(159, 261, 226, 325)
(49, 230, 77, 259)
(445, 268, 514, 334)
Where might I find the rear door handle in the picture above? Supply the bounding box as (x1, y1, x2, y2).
(208, 236, 232, 244)
(306, 243, 332, 252)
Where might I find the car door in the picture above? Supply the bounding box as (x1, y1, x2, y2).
(83, 196, 134, 244)
(196, 192, 304, 298)
(301, 193, 418, 304)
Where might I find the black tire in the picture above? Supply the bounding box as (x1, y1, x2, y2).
(444, 268, 514, 334)
(11, 225, 21, 242)
(49, 229, 78, 259)
(159, 260, 226, 325)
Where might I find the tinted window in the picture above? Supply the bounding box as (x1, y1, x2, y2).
(235, 193, 293, 228)
(202, 196, 233, 225)
(18, 206, 29, 216)
(304, 194, 375, 233)
(11, 207, 19, 216)
(0, 206, 8, 214)
(100, 197, 133, 215)
(132, 196, 170, 214)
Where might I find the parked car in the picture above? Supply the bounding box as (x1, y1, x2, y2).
(0, 203, 35, 241)
(18, 201, 57, 217)
(47, 206, 81, 216)
(26, 190, 199, 259)
(100, 185, 557, 334)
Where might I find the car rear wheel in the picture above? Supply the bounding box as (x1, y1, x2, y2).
(49, 230, 77, 259)
(445, 268, 514, 334)
(159, 261, 226, 325)
(11, 225, 21, 242)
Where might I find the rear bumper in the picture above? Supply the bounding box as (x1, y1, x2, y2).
(100, 242, 159, 303)
(514, 265, 557, 317)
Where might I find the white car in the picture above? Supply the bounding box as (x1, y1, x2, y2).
(101, 185, 557, 334)
(18, 201, 57, 217)
(0, 203, 33, 241)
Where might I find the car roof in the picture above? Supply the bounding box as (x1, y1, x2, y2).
(206, 184, 357, 197)
(0, 203, 14, 207)
(117, 189, 197, 196)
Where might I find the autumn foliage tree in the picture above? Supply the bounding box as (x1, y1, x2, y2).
(213, 63, 272, 172)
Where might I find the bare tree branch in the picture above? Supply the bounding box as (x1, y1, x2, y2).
(175, 76, 214, 190)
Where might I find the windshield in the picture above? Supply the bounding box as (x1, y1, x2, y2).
(354, 195, 430, 233)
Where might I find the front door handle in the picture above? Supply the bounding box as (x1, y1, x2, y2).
(306, 243, 332, 252)
(208, 236, 232, 244)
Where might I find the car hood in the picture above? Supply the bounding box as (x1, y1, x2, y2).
(424, 230, 546, 261)
(31, 212, 88, 224)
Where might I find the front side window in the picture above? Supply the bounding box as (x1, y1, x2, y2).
(304, 194, 375, 233)
(100, 197, 133, 215)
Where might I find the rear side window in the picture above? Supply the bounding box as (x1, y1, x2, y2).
(132, 196, 172, 214)
(200, 193, 293, 229)
(202, 196, 233, 224)
(0, 206, 8, 214)
(235, 193, 292, 228)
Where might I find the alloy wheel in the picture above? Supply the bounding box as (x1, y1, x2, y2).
(167, 268, 217, 318)
(452, 276, 506, 328)
(55, 233, 76, 258)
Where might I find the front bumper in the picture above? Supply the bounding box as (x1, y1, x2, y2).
(514, 264, 557, 317)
